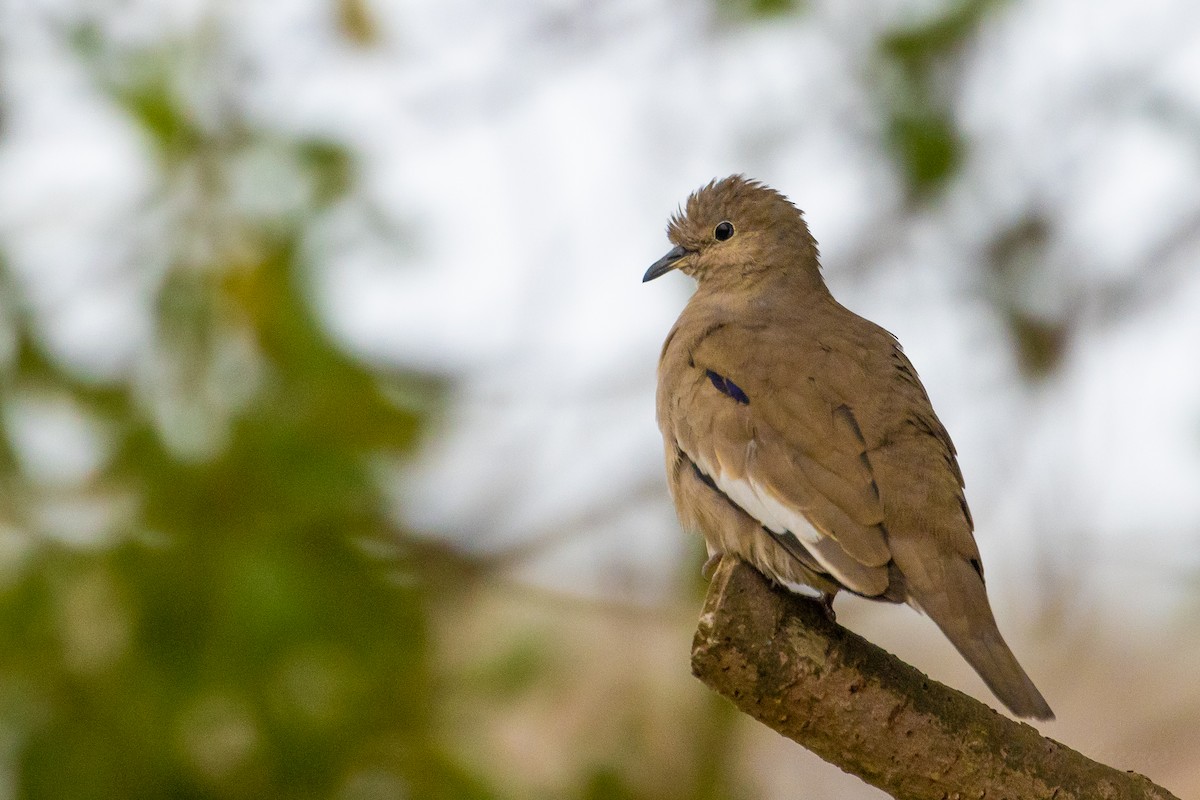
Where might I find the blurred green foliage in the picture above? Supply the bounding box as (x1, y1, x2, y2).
(0, 13, 753, 800)
(0, 35, 499, 800)
(987, 216, 1069, 378)
(337, 0, 381, 46)
(719, 0, 804, 19)
(879, 0, 1001, 198)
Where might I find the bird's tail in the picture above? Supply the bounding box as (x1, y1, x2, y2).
(911, 561, 1054, 720)
(944, 617, 1055, 720)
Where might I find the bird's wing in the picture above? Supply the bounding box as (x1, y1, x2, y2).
(662, 318, 892, 596)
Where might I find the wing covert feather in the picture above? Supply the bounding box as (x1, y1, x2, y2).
(663, 316, 893, 591)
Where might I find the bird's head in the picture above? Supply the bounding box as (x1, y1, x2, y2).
(643, 175, 822, 289)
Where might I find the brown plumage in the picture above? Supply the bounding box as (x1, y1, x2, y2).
(645, 175, 1053, 720)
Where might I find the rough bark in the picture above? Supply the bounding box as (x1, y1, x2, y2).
(691, 557, 1180, 800)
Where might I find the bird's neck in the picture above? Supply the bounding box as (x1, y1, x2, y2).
(692, 266, 832, 313)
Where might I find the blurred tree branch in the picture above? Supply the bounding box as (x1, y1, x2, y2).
(692, 558, 1180, 800)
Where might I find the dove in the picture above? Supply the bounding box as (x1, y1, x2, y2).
(645, 175, 1052, 719)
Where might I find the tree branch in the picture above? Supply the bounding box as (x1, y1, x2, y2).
(691, 557, 1179, 800)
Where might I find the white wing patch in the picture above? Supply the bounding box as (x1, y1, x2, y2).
(694, 453, 868, 590)
(781, 580, 826, 599)
(694, 453, 818, 540)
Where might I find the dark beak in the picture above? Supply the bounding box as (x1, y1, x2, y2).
(643, 245, 688, 282)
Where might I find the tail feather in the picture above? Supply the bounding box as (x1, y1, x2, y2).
(908, 559, 1054, 720)
(948, 624, 1054, 720)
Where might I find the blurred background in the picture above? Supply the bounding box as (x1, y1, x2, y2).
(1, 0, 1198, 798)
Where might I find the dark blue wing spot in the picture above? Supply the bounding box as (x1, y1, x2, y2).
(706, 369, 749, 404)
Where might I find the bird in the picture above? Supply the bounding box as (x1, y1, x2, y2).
(643, 175, 1053, 720)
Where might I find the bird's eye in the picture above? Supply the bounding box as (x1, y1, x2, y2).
(714, 221, 735, 241)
